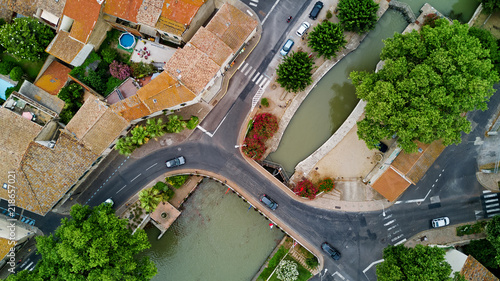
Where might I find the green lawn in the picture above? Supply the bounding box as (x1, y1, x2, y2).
(0, 53, 45, 81)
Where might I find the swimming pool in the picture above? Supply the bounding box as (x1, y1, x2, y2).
(119, 33, 136, 49)
(0, 77, 14, 101)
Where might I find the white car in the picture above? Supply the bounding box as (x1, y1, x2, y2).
(296, 22, 310, 37)
(104, 198, 114, 206)
(431, 217, 449, 228)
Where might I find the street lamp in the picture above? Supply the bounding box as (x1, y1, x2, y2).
(381, 201, 386, 217)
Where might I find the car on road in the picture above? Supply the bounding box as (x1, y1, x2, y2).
(260, 194, 278, 210)
(309, 1, 324, 20)
(296, 21, 310, 37)
(431, 217, 450, 228)
(104, 198, 114, 206)
(321, 242, 341, 260)
(280, 39, 294, 56)
(165, 156, 186, 168)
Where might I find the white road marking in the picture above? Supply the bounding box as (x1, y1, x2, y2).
(384, 219, 395, 226)
(256, 75, 264, 85)
(239, 62, 249, 72)
(146, 163, 158, 171)
(116, 185, 127, 194)
(248, 68, 256, 78)
(262, 0, 281, 25)
(244, 65, 253, 76)
(262, 79, 271, 89)
(394, 238, 407, 246)
(483, 190, 492, 194)
(130, 174, 141, 182)
(196, 125, 214, 137)
(249, 2, 257, 6)
(252, 71, 260, 82)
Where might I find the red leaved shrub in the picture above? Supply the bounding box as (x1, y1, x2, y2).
(318, 178, 335, 193)
(293, 179, 319, 199)
(242, 113, 279, 160)
(242, 137, 266, 160)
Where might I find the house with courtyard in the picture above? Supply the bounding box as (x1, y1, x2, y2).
(102, 0, 214, 45)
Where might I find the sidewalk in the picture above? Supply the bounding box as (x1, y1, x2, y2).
(404, 222, 487, 248)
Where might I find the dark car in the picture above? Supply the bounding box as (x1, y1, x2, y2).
(321, 242, 341, 260)
(309, 1, 324, 20)
(165, 156, 186, 168)
(260, 194, 278, 210)
(280, 39, 294, 56)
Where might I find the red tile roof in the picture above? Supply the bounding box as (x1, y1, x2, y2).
(34, 61, 71, 95)
(371, 167, 411, 202)
(103, 0, 141, 23)
(158, 0, 204, 26)
(62, 0, 102, 43)
(461, 255, 499, 281)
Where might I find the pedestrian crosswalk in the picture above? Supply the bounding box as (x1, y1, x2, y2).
(19, 259, 36, 271)
(238, 62, 271, 89)
(249, 0, 258, 7)
(382, 211, 407, 246)
(482, 190, 500, 218)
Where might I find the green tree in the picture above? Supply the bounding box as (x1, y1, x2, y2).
(165, 175, 189, 188)
(152, 181, 174, 200)
(101, 47, 118, 64)
(377, 244, 452, 280)
(115, 137, 137, 155)
(9, 66, 23, 81)
(352, 19, 499, 152)
(0, 18, 54, 61)
(308, 21, 346, 59)
(276, 51, 314, 93)
(462, 239, 498, 269)
(145, 118, 166, 140)
(186, 116, 199, 130)
(139, 187, 163, 213)
(481, 0, 500, 13)
(166, 114, 187, 133)
(276, 260, 299, 281)
(6, 204, 157, 280)
(130, 125, 149, 146)
(468, 27, 500, 72)
(337, 0, 379, 34)
(0, 61, 15, 75)
(487, 215, 500, 266)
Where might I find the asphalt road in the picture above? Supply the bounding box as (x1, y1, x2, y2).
(17, 2, 500, 280)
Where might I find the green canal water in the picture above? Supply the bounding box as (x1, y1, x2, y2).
(267, 1, 479, 174)
(141, 180, 284, 281)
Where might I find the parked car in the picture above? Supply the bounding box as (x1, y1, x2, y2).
(280, 39, 294, 56)
(104, 198, 114, 206)
(309, 1, 324, 20)
(165, 156, 186, 168)
(296, 21, 310, 37)
(431, 217, 450, 228)
(260, 194, 278, 210)
(321, 242, 341, 260)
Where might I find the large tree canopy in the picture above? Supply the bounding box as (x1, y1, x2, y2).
(6, 204, 157, 281)
(481, 0, 500, 13)
(351, 19, 499, 152)
(377, 245, 453, 281)
(276, 51, 314, 93)
(0, 18, 54, 61)
(337, 0, 379, 34)
(307, 21, 346, 59)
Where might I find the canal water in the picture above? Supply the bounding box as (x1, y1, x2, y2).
(141, 180, 284, 281)
(267, 1, 479, 174)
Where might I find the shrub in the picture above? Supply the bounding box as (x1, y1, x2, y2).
(0, 61, 15, 75)
(166, 175, 189, 188)
(186, 116, 199, 130)
(423, 13, 440, 28)
(105, 76, 123, 96)
(326, 10, 333, 19)
(101, 47, 118, 64)
(456, 221, 487, 236)
(109, 60, 131, 80)
(253, 113, 279, 139)
(293, 179, 318, 199)
(261, 98, 269, 107)
(318, 178, 335, 192)
(242, 137, 266, 160)
(305, 256, 319, 268)
(9, 66, 23, 81)
(130, 62, 156, 78)
(276, 260, 298, 281)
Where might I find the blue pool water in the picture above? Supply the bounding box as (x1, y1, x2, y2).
(0, 78, 14, 101)
(119, 33, 136, 49)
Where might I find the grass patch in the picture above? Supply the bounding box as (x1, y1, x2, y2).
(257, 246, 288, 281)
(456, 221, 487, 236)
(0, 53, 44, 81)
(265, 256, 312, 281)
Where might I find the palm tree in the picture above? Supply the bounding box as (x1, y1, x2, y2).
(139, 187, 163, 213)
(166, 115, 187, 133)
(146, 118, 166, 140)
(130, 125, 149, 145)
(115, 137, 136, 155)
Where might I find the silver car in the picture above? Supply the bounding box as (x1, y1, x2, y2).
(165, 156, 186, 168)
(280, 39, 294, 56)
(296, 22, 310, 37)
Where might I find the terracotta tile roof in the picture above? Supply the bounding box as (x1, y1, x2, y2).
(461, 255, 499, 281)
(190, 27, 233, 66)
(45, 31, 84, 64)
(34, 61, 71, 96)
(137, 0, 164, 27)
(205, 3, 257, 52)
(164, 44, 219, 94)
(137, 71, 196, 112)
(1, 0, 37, 16)
(65, 97, 128, 155)
(110, 95, 152, 122)
(62, 0, 102, 43)
(0, 108, 42, 192)
(6, 170, 44, 215)
(18, 132, 97, 215)
(392, 140, 445, 184)
(102, 0, 141, 23)
(19, 81, 65, 114)
(155, 18, 185, 36)
(371, 167, 411, 202)
(0, 237, 11, 260)
(155, 0, 204, 33)
(37, 0, 67, 18)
